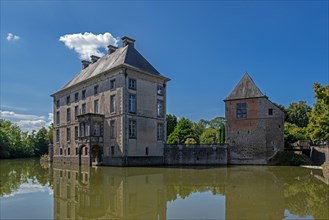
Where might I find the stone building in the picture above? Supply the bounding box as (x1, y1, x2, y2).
(224, 73, 284, 164)
(51, 36, 170, 166)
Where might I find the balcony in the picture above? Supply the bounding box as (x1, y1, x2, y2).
(77, 113, 104, 144)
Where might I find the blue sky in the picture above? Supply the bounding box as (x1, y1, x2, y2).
(1, 1, 328, 131)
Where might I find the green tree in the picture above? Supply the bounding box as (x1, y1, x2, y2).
(166, 114, 177, 138)
(286, 101, 312, 127)
(167, 118, 196, 144)
(34, 127, 49, 156)
(192, 121, 206, 144)
(209, 117, 225, 129)
(218, 124, 225, 144)
(307, 83, 329, 142)
(200, 128, 218, 144)
(284, 122, 307, 145)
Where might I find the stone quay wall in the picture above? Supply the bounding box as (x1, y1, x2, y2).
(164, 145, 228, 166)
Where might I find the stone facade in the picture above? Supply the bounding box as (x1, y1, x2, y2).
(225, 73, 285, 164)
(164, 145, 227, 166)
(51, 36, 170, 166)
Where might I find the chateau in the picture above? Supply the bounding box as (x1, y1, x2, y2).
(51, 36, 170, 166)
(51, 36, 284, 166)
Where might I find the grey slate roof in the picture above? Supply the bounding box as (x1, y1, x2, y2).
(59, 44, 161, 92)
(225, 73, 265, 101)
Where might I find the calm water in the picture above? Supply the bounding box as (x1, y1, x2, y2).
(0, 159, 328, 220)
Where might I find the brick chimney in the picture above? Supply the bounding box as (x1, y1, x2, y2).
(122, 36, 135, 47)
(90, 55, 100, 63)
(81, 60, 91, 69)
(107, 45, 118, 54)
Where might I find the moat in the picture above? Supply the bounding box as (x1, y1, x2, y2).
(0, 159, 328, 219)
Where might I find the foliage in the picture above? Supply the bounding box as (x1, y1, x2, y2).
(269, 151, 312, 166)
(200, 128, 218, 144)
(307, 83, 329, 142)
(192, 121, 206, 144)
(0, 119, 51, 159)
(184, 138, 197, 145)
(284, 122, 307, 145)
(286, 101, 312, 127)
(167, 118, 196, 144)
(218, 124, 225, 144)
(166, 114, 177, 138)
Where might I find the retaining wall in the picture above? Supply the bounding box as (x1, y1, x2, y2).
(164, 145, 228, 166)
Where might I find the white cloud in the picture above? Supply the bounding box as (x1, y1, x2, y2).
(59, 32, 119, 60)
(6, 33, 20, 41)
(0, 110, 53, 133)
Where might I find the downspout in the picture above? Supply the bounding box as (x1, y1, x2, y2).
(124, 68, 128, 166)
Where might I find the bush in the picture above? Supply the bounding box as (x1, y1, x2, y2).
(269, 151, 312, 166)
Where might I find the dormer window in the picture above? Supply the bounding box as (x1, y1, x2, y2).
(157, 86, 163, 96)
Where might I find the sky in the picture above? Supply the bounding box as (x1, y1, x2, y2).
(1, 1, 328, 132)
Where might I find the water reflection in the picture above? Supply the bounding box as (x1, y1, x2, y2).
(52, 165, 329, 220)
(0, 159, 328, 220)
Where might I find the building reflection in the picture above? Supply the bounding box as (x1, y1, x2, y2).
(53, 165, 167, 220)
(52, 165, 328, 220)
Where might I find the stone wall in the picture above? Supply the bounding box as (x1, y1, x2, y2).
(164, 145, 227, 166)
(310, 146, 329, 166)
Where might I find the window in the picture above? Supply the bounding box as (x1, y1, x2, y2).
(129, 119, 136, 138)
(56, 100, 60, 108)
(66, 96, 70, 105)
(110, 79, 116, 90)
(94, 85, 99, 95)
(75, 126, 78, 140)
(93, 123, 100, 136)
(111, 146, 115, 155)
(82, 90, 86, 99)
(268, 108, 273, 115)
(74, 93, 79, 102)
(82, 103, 86, 114)
(236, 103, 248, 119)
(157, 123, 164, 140)
(94, 100, 99, 113)
(110, 95, 116, 113)
(60, 148, 63, 155)
(56, 129, 60, 142)
(85, 147, 88, 155)
(80, 122, 85, 137)
(145, 147, 149, 156)
(157, 100, 164, 117)
(68, 148, 70, 155)
(66, 127, 71, 142)
(128, 79, 136, 90)
(129, 94, 136, 113)
(110, 120, 116, 139)
(75, 147, 78, 155)
(56, 111, 60, 124)
(74, 106, 79, 120)
(66, 108, 71, 123)
(157, 86, 163, 96)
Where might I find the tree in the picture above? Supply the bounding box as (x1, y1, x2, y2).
(307, 83, 329, 142)
(167, 118, 196, 144)
(166, 114, 177, 138)
(34, 127, 49, 156)
(284, 122, 307, 145)
(192, 121, 206, 144)
(208, 117, 225, 129)
(286, 101, 312, 127)
(218, 124, 225, 144)
(200, 128, 218, 144)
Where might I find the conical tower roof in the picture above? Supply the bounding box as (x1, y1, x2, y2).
(225, 73, 265, 101)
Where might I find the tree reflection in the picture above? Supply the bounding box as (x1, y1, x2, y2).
(0, 159, 51, 196)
